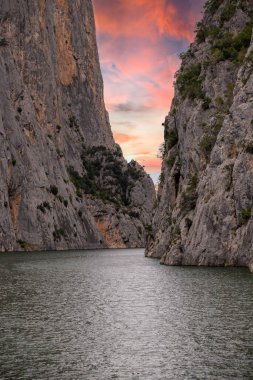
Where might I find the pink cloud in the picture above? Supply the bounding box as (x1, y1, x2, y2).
(94, 0, 198, 42)
(113, 132, 139, 144)
(93, 0, 204, 167)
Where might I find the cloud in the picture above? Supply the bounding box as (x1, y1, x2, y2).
(113, 121, 138, 131)
(113, 132, 139, 144)
(93, 0, 205, 167)
(93, 0, 203, 42)
(113, 102, 153, 113)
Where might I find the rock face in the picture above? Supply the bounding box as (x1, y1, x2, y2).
(0, 0, 155, 251)
(146, 0, 253, 269)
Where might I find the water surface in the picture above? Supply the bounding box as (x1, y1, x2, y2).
(0, 249, 253, 379)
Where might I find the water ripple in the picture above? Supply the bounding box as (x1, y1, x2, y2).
(0, 249, 253, 379)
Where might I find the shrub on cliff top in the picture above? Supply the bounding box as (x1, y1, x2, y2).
(176, 63, 203, 100)
(212, 22, 253, 63)
(196, 22, 208, 44)
(220, 3, 236, 26)
(204, 0, 223, 15)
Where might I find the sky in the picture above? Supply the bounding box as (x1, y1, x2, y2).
(93, 0, 205, 168)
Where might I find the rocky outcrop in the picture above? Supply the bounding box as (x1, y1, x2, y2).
(146, 0, 253, 269)
(0, 0, 155, 251)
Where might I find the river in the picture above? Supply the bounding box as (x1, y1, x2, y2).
(0, 249, 253, 379)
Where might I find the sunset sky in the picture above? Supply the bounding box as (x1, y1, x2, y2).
(93, 0, 205, 167)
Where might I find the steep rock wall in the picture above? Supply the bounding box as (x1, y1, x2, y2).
(0, 0, 156, 251)
(146, 0, 253, 269)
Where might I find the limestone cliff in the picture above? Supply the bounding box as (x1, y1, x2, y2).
(146, 0, 253, 269)
(0, 0, 155, 251)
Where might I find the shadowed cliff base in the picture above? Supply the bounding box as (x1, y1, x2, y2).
(0, 0, 155, 251)
(146, 0, 253, 271)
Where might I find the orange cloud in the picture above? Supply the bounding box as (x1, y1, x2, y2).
(137, 156, 162, 167)
(113, 132, 138, 144)
(93, 0, 205, 168)
(94, 0, 197, 42)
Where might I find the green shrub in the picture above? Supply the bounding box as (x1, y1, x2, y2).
(208, 26, 222, 39)
(49, 185, 59, 196)
(53, 226, 65, 241)
(212, 32, 237, 62)
(211, 22, 253, 63)
(0, 37, 8, 46)
(68, 167, 91, 195)
(114, 144, 123, 157)
(126, 162, 144, 181)
(70, 146, 144, 211)
(196, 22, 208, 44)
(204, 0, 223, 15)
(180, 173, 199, 212)
(215, 96, 224, 108)
(165, 128, 178, 149)
(202, 96, 211, 110)
(11, 155, 16, 167)
(245, 143, 253, 154)
(188, 173, 199, 192)
(166, 155, 177, 169)
(129, 210, 140, 218)
(179, 50, 194, 61)
(159, 172, 165, 184)
(199, 135, 216, 159)
(157, 143, 166, 159)
(17, 240, 27, 249)
(176, 64, 203, 99)
(212, 115, 224, 132)
(239, 208, 251, 225)
(185, 218, 193, 230)
(181, 191, 197, 211)
(37, 202, 51, 213)
(220, 3, 236, 26)
(170, 225, 181, 243)
(233, 22, 253, 52)
(69, 116, 78, 128)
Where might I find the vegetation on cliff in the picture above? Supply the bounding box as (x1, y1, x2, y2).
(146, 0, 253, 269)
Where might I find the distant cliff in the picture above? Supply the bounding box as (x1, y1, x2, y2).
(0, 0, 155, 251)
(146, 0, 253, 269)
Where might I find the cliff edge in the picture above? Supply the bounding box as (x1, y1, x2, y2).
(0, 0, 155, 251)
(146, 0, 253, 269)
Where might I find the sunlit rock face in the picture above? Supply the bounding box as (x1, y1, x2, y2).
(0, 0, 156, 251)
(146, 0, 253, 269)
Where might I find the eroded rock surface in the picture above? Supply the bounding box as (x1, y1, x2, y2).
(146, 0, 253, 269)
(0, 0, 155, 251)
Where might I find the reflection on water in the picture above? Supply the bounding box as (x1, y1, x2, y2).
(0, 249, 253, 379)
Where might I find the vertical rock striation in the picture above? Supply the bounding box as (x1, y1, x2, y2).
(0, 0, 156, 251)
(146, 0, 253, 269)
